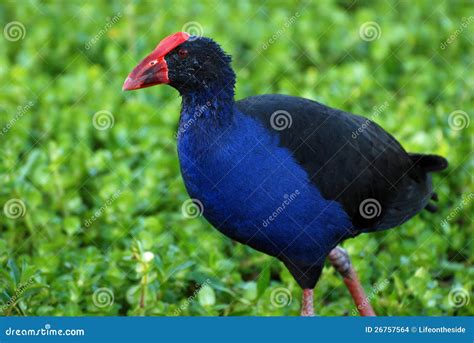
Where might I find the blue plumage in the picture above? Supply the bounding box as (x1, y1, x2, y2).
(178, 92, 352, 275)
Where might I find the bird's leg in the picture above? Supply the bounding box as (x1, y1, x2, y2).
(300, 288, 314, 316)
(328, 246, 376, 316)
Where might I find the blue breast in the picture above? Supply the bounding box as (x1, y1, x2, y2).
(177, 106, 352, 267)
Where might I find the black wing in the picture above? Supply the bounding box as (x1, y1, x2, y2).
(236, 94, 436, 231)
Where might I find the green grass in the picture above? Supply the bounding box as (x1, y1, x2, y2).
(0, 0, 472, 316)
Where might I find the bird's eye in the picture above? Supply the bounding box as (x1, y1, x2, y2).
(149, 60, 157, 66)
(178, 49, 188, 59)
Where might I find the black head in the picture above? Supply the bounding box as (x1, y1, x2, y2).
(123, 32, 235, 96)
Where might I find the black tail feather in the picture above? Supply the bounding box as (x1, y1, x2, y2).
(409, 153, 448, 173)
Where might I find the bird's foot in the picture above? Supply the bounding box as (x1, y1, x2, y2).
(300, 288, 314, 316)
(328, 246, 351, 277)
(328, 246, 376, 316)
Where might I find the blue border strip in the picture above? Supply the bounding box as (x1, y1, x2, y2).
(0, 317, 472, 343)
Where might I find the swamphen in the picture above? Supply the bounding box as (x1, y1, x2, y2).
(123, 32, 448, 316)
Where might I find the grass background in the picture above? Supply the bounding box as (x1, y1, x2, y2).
(0, 0, 472, 316)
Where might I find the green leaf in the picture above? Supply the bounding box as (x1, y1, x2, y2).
(257, 265, 270, 299)
(166, 261, 195, 279)
(7, 259, 20, 285)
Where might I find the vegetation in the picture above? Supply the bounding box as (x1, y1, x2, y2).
(0, 0, 472, 316)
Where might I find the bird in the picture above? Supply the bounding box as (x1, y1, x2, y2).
(123, 32, 448, 316)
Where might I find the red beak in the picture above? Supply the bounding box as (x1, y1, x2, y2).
(122, 32, 190, 91)
(122, 57, 169, 91)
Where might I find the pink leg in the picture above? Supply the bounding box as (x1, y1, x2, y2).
(300, 288, 314, 316)
(328, 246, 376, 316)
